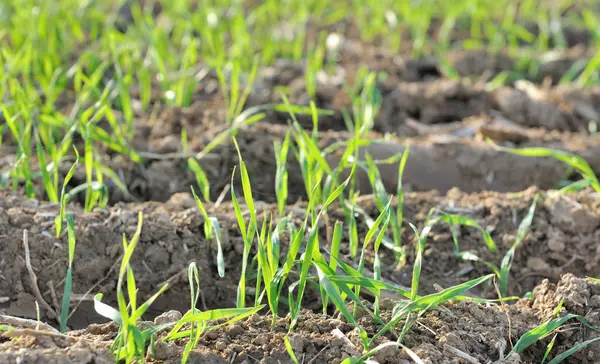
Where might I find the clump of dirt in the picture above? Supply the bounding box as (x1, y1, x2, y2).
(378, 79, 600, 135)
(525, 274, 600, 363)
(0, 329, 114, 364)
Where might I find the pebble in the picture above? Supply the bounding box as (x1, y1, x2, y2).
(289, 335, 306, 353)
(154, 310, 183, 326)
(150, 340, 180, 360)
(227, 324, 245, 337)
(252, 336, 268, 346)
(547, 237, 565, 252)
(205, 330, 219, 340)
(215, 341, 228, 351)
(527, 257, 551, 272)
(231, 344, 245, 353)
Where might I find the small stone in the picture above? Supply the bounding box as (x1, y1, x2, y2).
(331, 338, 345, 348)
(252, 336, 268, 346)
(150, 340, 181, 360)
(374, 342, 400, 363)
(231, 344, 245, 353)
(68, 349, 93, 363)
(547, 237, 565, 252)
(527, 257, 551, 272)
(205, 330, 219, 340)
(215, 341, 228, 351)
(326, 33, 344, 50)
(154, 310, 183, 326)
(590, 295, 600, 307)
(379, 298, 396, 311)
(289, 335, 305, 353)
(227, 324, 245, 337)
(550, 197, 600, 234)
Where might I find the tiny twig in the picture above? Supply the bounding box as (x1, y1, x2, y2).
(2, 327, 73, 340)
(307, 344, 331, 364)
(22, 230, 59, 321)
(142, 260, 154, 274)
(494, 278, 513, 350)
(213, 183, 231, 209)
(0, 314, 59, 333)
(443, 344, 481, 364)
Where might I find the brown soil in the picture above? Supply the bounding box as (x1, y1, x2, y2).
(86, 120, 600, 204)
(3, 274, 600, 363)
(1, 183, 599, 325)
(3, 7, 600, 364)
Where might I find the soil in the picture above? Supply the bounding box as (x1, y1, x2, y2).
(3, 274, 600, 363)
(3, 7, 600, 364)
(1, 185, 599, 323)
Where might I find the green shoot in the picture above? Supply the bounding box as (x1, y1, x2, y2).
(93, 212, 169, 362)
(274, 132, 291, 216)
(55, 148, 79, 237)
(188, 159, 211, 202)
(499, 195, 539, 296)
(232, 137, 258, 308)
(284, 336, 301, 364)
(59, 214, 76, 332)
(547, 337, 600, 364)
(488, 140, 600, 194)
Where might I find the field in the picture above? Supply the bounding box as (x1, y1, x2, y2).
(2, 0, 600, 363)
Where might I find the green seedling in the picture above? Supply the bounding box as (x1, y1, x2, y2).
(488, 140, 600, 194)
(284, 336, 301, 364)
(93, 212, 169, 362)
(231, 137, 259, 309)
(59, 214, 76, 332)
(216, 57, 260, 125)
(290, 166, 355, 329)
(274, 131, 291, 217)
(55, 148, 79, 237)
(191, 186, 224, 277)
(188, 159, 211, 202)
(305, 34, 326, 100)
(432, 195, 538, 297)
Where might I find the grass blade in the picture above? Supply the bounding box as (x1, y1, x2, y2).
(499, 195, 539, 296)
(55, 148, 79, 237)
(547, 336, 600, 364)
(409, 223, 423, 301)
(59, 214, 76, 332)
(511, 313, 579, 355)
(284, 336, 300, 364)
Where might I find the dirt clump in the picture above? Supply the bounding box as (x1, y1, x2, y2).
(0, 329, 114, 364)
(524, 274, 600, 363)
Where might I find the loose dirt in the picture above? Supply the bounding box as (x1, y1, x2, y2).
(3, 8, 600, 364)
(1, 183, 599, 328)
(3, 274, 600, 363)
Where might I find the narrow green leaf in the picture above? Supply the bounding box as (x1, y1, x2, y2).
(284, 336, 300, 364)
(55, 147, 79, 237)
(548, 336, 600, 364)
(511, 314, 580, 355)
